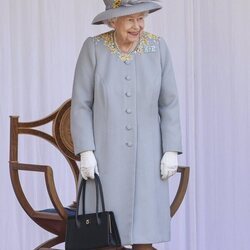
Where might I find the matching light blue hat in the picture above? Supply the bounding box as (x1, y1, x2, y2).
(92, 0, 162, 25)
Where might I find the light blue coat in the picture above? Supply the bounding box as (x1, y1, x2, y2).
(70, 30, 182, 245)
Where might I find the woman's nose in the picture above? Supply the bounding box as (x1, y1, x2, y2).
(133, 20, 140, 29)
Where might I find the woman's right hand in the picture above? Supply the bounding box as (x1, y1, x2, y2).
(80, 151, 99, 180)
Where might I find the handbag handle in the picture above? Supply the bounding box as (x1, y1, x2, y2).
(75, 174, 106, 227)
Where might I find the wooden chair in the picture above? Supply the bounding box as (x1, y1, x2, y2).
(9, 99, 190, 250)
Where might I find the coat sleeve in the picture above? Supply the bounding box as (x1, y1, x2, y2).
(70, 37, 96, 156)
(158, 37, 183, 155)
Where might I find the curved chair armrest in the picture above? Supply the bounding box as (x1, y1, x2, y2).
(170, 166, 190, 217)
(9, 161, 67, 220)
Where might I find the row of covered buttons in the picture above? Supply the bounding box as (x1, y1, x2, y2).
(124, 60, 133, 147)
(126, 123, 133, 147)
(125, 75, 132, 146)
(125, 73, 132, 113)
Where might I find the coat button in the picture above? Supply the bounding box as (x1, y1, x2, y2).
(126, 108, 132, 114)
(126, 142, 133, 147)
(124, 60, 131, 65)
(125, 75, 131, 81)
(125, 91, 132, 97)
(126, 125, 132, 130)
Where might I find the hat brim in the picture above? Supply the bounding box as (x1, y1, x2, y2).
(92, 2, 162, 25)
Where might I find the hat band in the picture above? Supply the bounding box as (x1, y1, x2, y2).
(111, 0, 159, 9)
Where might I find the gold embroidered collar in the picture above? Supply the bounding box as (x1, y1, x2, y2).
(94, 30, 159, 62)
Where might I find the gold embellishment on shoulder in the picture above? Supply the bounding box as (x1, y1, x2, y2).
(94, 31, 160, 62)
(112, 0, 122, 8)
(136, 31, 159, 55)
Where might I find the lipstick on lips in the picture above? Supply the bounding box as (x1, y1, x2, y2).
(128, 31, 141, 37)
(129, 32, 138, 36)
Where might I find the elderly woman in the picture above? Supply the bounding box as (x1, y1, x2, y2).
(70, 0, 182, 249)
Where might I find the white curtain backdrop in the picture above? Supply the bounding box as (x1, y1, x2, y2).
(1, 0, 250, 249)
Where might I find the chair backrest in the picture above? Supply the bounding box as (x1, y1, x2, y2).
(9, 99, 79, 221)
(52, 99, 79, 163)
(10, 98, 79, 171)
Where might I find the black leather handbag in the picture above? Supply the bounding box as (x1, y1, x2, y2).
(65, 173, 121, 250)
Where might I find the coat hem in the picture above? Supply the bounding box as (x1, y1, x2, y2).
(123, 237, 171, 246)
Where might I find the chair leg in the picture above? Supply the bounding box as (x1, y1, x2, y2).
(34, 235, 64, 250)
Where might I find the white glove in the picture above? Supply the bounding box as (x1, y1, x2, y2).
(160, 151, 178, 180)
(80, 151, 99, 180)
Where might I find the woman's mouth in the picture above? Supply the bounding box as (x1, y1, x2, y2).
(128, 32, 139, 37)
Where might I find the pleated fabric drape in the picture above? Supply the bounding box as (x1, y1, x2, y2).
(1, 0, 249, 249)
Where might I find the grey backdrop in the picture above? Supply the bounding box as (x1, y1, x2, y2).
(1, 0, 250, 249)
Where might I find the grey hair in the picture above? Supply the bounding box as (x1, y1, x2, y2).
(103, 17, 118, 28)
(103, 11, 149, 28)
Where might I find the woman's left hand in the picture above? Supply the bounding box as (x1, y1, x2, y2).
(160, 152, 178, 180)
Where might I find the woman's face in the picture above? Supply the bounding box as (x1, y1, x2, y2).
(111, 12, 145, 44)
